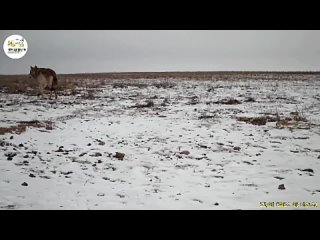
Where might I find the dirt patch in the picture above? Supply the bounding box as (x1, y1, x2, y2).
(199, 115, 216, 120)
(237, 116, 267, 126)
(207, 98, 241, 105)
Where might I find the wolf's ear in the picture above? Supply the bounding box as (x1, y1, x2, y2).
(35, 65, 38, 69)
(30, 66, 33, 69)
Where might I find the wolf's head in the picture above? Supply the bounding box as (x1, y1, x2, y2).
(29, 65, 38, 79)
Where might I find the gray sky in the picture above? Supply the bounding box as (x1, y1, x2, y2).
(1, 30, 320, 74)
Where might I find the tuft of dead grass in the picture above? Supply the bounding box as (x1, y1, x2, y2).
(207, 98, 241, 105)
(275, 111, 309, 129)
(129, 100, 154, 109)
(237, 116, 267, 126)
(0, 121, 54, 135)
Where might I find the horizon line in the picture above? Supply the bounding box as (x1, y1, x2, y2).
(1, 70, 320, 76)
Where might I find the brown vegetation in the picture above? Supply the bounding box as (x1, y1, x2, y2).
(0, 121, 54, 135)
(237, 116, 267, 126)
(0, 71, 319, 95)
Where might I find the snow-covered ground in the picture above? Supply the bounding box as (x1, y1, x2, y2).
(1, 78, 320, 210)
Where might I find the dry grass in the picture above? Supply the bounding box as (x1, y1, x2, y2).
(275, 111, 309, 129)
(290, 111, 307, 122)
(237, 116, 267, 126)
(0, 121, 54, 135)
(0, 71, 319, 95)
(57, 71, 318, 81)
(0, 74, 110, 96)
(0, 125, 27, 135)
(112, 82, 149, 89)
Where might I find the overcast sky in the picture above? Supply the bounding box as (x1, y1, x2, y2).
(1, 30, 320, 74)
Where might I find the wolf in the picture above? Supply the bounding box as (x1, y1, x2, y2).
(29, 66, 58, 99)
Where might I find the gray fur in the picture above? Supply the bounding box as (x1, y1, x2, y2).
(30, 66, 58, 99)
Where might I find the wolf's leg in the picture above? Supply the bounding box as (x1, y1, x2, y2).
(55, 90, 58, 99)
(39, 86, 44, 99)
(38, 87, 42, 99)
(50, 90, 52, 100)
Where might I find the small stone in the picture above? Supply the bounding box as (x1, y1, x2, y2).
(40, 176, 51, 179)
(180, 150, 190, 155)
(234, 146, 241, 151)
(29, 173, 36, 178)
(97, 141, 105, 146)
(274, 176, 285, 180)
(245, 97, 255, 102)
(301, 169, 314, 174)
(87, 143, 92, 146)
(114, 152, 125, 160)
(21, 182, 28, 186)
(117, 194, 125, 198)
(199, 144, 208, 149)
(56, 148, 64, 152)
(278, 184, 286, 190)
(97, 160, 102, 164)
(45, 126, 53, 130)
(18, 144, 24, 147)
(214, 202, 219, 206)
(23, 155, 29, 158)
(94, 152, 102, 157)
(5, 152, 17, 158)
(10, 136, 14, 140)
(7, 157, 13, 161)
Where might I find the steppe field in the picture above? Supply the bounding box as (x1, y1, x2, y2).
(0, 72, 320, 209)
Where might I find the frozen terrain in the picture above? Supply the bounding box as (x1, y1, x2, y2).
(1, 77, 320, 210)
